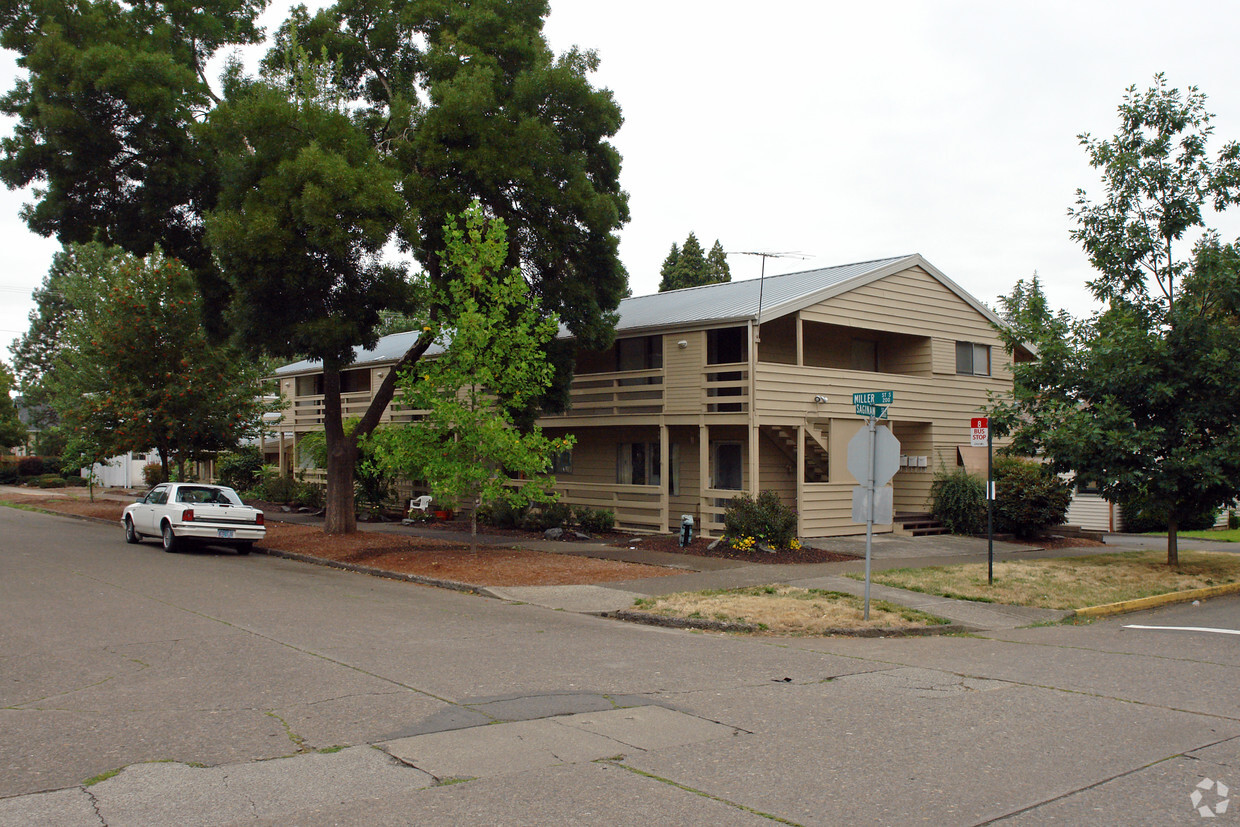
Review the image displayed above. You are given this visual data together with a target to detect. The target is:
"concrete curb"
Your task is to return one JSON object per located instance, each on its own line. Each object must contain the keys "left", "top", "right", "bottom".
{"left": 606, "top": 609, "right": 968, "bottom": 637}
{"left": 0, "top": 499, "right": 119, "bottom": 527}
{"left": 254, "top": 547, "right": 489, "bottom": 595}
{"left": 1073, "top": 581, "right": 1240, "bottom": 618}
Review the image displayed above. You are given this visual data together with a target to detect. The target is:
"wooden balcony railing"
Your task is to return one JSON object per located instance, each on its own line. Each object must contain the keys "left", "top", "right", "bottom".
{"left": 546, "top": 369, "right": 664, "bottom": 417}
{"left": 553, "top": 481, "right": 665, "bottom": 532}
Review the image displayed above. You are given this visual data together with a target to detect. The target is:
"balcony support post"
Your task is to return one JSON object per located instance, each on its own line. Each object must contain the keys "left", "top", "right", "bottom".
{"left": 659, "top": 424, "right": 670, "bottom": 532}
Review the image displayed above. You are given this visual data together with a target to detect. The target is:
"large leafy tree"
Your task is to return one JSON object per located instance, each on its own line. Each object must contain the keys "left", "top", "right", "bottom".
{"left": 372, "top": 203, "right": 572, "bottom": 553}
{"left": 36, "top": 244, "right": 271, "bottom": 480}
{"left": 2, "top": 0, "right": 628, "bottom": 536}
{"left": 208, "top": 1, "right": 626, "bottom": 534}
{"left": 0, "top": 0, "right": 266, "bottom": 304}
{"left": 989, "top": 77, "right": 1240, "bottom": 565}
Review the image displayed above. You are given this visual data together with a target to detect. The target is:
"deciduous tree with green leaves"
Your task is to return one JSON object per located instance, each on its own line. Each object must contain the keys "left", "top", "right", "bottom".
{"left": 988, "top": 76, "right": 1240, "bottom": 565}
{"left": 36, "top": 244, "right": 272, "bottom": 481}
{"left": 371, "top": 203, "right": 573, "bottom": 553}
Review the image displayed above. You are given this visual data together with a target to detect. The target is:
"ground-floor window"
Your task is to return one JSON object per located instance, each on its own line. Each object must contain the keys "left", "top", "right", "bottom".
{"left": 617, "top": 442, "right": 661, "bottom": 486}
{"left": 712, "top": 441, "right": 743, "bottom": 490}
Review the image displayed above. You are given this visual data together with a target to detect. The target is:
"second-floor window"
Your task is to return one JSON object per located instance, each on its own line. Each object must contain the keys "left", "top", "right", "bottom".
{"left": 616, "top": 336, "right": 662, "bottom": 372}
{"left": 955, "top": 341, "right": 991, "bottom": 376}
{"left": 340, "top": 369, "right": 371, "bottom": 393}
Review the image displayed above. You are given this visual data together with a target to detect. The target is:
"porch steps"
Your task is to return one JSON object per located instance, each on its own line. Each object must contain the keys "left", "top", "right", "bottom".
{"left": 894, "top": 512, "right": 950, "bottom": 536}
{"left": 762, "top": 426, "right": 829, "bottom": 483}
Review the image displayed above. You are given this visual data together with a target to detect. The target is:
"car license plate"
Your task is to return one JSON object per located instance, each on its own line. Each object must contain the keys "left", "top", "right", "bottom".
{"left": 218, "top": 529, "right": 235, "bottom": 539}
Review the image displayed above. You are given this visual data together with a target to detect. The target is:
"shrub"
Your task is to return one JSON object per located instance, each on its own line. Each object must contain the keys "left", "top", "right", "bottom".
{"left": 292, "top": 480, "right": 325, "bottom": 509}
{"left": 930, "top": 466, "right": 986, "bottom": 535}
{"left": 35, "top": 474, "right": 66, "bottom": 488}
{"left": 40, "top": 456, "right": 62, "bottom": 476}
{"left": 143, "top": 463, "right": 167, "bottom": 487}
{"left": 521, "top": 500, "right": 573, "bottom": 531}
{"left": 17, "top": 456, "right": 44, "bottom": 477}
{"left": 1230, "top": 510, "right": 1239, "bottom": 531}
{"left": 992, "top": 457, "right": 1072, "bottom": 539}
{"left": 574, "top": 506, "right": 615, "bottom": 534}
{"left": 1121, "top": 496, "right": 1220, "bottom": 533}
{"left": 477, "top": 499, "right": 529, "bottom": 528}
{"left": 722, "top": 490, "right": 798, "bottom": 550}
{"left": 64, "top": 475, "right": 89, "bottom": 487}
{"left": 215, "top": 447, "right": 264, "bottom": 491}
{"left": 0, "top": 467, "right": 17, "bottom": 485}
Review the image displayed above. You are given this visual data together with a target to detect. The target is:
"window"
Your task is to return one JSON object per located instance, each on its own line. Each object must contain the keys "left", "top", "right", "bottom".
{"left": 340, "top": 369, "right": 371, "bottom": 393}
{"left": 707, "top": 327, "right": 746, "bottom": 365}
{"left": 712, "top": 442, "right": 743, "bottom": 490}
{"left": 955, "top": 341, "right": 991, "bottom": 376}
{"left": 617, "top": 442, "right": 661, "bottom": 486}
{"left": 1076, "top": 475, "right": 1101, "bottom": 496}
{"left": 616, "top": 336, "right": 663, "bottom": 372}
{"left": 295, "top": 374, "right": 324, "bottom": 396}
{"left": 552, "top": 449, "right": 573, "bottom": 475}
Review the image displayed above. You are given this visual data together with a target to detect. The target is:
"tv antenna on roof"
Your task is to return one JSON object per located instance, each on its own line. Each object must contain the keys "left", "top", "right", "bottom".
{"left": 728, "top": 251, "right": 810, "bottom": 341}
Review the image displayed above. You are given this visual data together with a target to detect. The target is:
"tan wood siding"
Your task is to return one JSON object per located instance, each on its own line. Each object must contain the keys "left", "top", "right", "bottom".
{"left": 757, "top": 314, "right": 797, "bottom": 365}
{"left": 1066, "top": 494, "right": 1115, "bottom": 532}
{"left": 799, "top": 267, "right": 1008, "bottom": 380}
{"left": 664, "top": 331, "right": 704, "bottom": 414}
{"left": 758, "top": 430, "right": 796, "bottom": 509}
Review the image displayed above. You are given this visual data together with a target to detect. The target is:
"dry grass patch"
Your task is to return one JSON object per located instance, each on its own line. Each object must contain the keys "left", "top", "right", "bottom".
{"left": 631, "top": 585, "right": 950, "bottom": 635}
{"left": 857, "top": 550, "right": 1240, "bottom": 610}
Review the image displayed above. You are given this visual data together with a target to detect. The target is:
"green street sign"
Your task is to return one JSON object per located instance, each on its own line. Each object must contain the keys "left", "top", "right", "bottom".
{"left": 854, "top": 403, "right": 888, "bottom": 419}
{"left": 852, "top": 391, "right": 893, "bottom": 406}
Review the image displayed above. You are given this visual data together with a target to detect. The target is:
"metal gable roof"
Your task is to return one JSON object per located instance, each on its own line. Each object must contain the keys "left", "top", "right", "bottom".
{"left": 273, "top": 253, "right": 999, "bottom": 376}
{"left": 610, "top": 255, "right": 914, "bottom": 334}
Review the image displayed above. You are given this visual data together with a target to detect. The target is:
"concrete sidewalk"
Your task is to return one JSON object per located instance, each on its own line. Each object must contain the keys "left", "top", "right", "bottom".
{"left": 319, "top": 517, "right": 1081, "bottom": 630}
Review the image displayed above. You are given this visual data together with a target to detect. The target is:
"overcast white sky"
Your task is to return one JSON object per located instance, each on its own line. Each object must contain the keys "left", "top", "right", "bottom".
{"left": 4, "top": 0, "right": 1240, "bottom": 363}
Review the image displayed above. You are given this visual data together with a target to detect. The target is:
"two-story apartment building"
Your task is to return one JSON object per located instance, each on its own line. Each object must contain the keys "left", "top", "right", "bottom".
{"left": 272, "top": 254, "right": 1023, "bottom": 538}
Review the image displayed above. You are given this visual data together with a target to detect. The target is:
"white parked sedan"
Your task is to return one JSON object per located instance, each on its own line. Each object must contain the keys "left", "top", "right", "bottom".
{"left": 122, "top": 482, "right": 266, "bottom": 554}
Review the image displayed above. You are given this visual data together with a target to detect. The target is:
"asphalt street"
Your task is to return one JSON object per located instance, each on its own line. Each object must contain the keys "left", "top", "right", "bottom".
{"left": 1, "top": 505, "right": 1238, "bottom": 825}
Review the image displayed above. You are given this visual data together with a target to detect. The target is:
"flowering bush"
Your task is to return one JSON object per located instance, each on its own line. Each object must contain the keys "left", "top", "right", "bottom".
{"left": 722, "top": 490, "right": 799, "bottom": 551}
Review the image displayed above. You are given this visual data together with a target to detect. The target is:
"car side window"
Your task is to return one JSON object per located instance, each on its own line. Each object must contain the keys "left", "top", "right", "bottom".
{"left": 149, "top": 486, "right": 169, "bottom": 505}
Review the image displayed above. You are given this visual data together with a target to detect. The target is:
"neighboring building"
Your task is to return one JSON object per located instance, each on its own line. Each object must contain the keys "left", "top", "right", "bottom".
{"left": 272, "top": 254, "right": 1026, "bottom": 537}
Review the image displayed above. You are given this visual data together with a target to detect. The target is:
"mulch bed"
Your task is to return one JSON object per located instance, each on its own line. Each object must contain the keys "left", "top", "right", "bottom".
{"left": 256, "top": 523, "right": 681, "bottom": 587}
{"left": 612, "top": 534, "right": 856, "bottom": 564}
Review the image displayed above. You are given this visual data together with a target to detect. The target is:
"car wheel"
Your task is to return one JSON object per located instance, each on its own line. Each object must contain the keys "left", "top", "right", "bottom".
{"left": 124, "top": 517, "right": 140, "bottom": 544}
{"left": 161, "top": 522, "right": 180, "bottom": 553}
{"left": 234, "top": 542, "right": 253, "bottom": 556}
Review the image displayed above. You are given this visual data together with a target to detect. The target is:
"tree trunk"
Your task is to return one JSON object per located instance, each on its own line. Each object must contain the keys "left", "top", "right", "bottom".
{"left": 322, "top": 367, "right": 358, "bottom": 535}
{"left": 318, "top": 332, "right": 435, "bottom": 536}
{"left": 470, "top": 495, "right": 479, "bottom": 555}
{"left": 1166, "top": 515, "right": 1179, "bottom": 567}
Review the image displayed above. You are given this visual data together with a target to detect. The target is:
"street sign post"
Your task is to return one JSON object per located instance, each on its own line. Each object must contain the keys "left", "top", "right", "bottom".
{"left": 970, "top": 417, "right": 994, "bottom": 583}
{"left": 848, "top": 392, "right": 899, "bottom": 618}
{"left": 970, "top": 417, "right": 988, "bottom": 447}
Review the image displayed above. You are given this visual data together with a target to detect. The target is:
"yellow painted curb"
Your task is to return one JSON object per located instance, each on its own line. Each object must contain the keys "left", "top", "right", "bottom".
{"left": 1074, "top": 581, "right": 1240, "bottom": 618}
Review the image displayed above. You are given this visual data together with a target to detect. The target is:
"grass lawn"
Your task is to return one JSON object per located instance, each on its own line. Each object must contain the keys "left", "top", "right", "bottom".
{"left": 848, "top": 550, "right": 1240, "bottom": 610}
{"left": 630, "top": 586, "right": 950, "bottom": 634}
{"left": 1147, "top": 528, "right": 1240, "bottom": 542}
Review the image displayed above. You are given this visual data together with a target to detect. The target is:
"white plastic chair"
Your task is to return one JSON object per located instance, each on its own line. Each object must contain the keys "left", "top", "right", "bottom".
{"left": 408, "top": 495, "right": 433, "bottom": 515}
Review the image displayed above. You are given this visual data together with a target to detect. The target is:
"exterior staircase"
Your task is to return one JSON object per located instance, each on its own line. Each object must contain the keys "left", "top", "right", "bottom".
{"left": 894, "top": 512, "right": 949, "bottom": 536}
{"left": 761, "top": 425, "right": 829, "bottom": 482}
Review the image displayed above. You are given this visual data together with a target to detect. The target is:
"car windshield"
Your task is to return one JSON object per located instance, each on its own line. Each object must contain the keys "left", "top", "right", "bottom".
{"left": 175, "top": 486, "right": 243, "bottom": 506}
